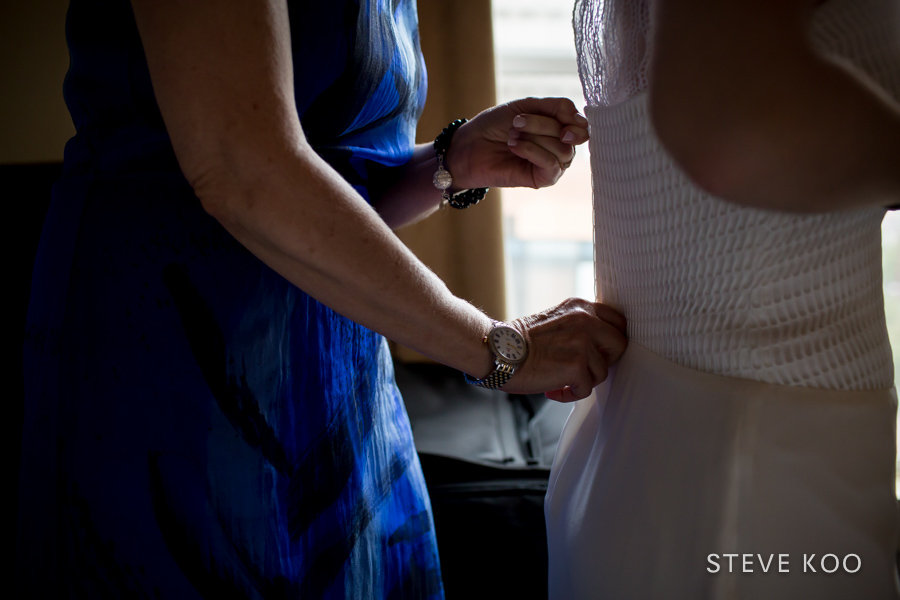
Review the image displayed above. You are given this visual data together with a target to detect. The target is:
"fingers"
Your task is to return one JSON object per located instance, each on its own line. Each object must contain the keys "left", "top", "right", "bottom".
{"left": 511, "top": 113, "right": 589, "bottom": 146}
{"left": 591, "top": 319, "right": 628, "bottom": 364}
{"left": 572, "top": 359, "right": 610, "bottom": 400}
{"left": 546, "top": 387, "right": 579, "bottom": 403}
{"left": 507, "top": 96, "right": 590, "bottom": 131}
{"left": 506, "top": 99, "right": 589, "bottom": 160}
{"left": 559, "top": 298, "right": 627, "bottom": 365}
{"left": 508, "top": 129, "right": 576, "bottom": 159}
{"left": 590, "top": 301, "right": 628, "bottom": 334}
{"left": 507, "top": 113, "right": 586, "bottom": 186}
{"left": 506, "top": 137, "right": 568, "bottom": 187}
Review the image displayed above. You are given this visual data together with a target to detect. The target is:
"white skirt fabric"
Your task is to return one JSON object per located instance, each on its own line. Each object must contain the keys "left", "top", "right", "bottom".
{"left": 545, "top": 343, "right": 900, "bottom": 599}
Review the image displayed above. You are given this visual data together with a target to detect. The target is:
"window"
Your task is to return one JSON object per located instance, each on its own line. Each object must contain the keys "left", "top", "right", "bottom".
{"left": 493, "top": 0, "right": 593, "bottom": 318}
{"left": 883, "top": 214, "right": 900, "bottom": 493}
{"left": 492, "top": 0, "right": 900, "bottom": 493}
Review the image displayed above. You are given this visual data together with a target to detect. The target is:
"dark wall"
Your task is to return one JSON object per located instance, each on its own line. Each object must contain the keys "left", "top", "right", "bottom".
{"left": 0, "top": 1, "right": 72, "bottom": 165}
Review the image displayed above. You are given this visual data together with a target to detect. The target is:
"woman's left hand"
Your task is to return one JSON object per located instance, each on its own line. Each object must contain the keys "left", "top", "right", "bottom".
{"left": 443, "top": 97, "right": 589, "bottom": 191}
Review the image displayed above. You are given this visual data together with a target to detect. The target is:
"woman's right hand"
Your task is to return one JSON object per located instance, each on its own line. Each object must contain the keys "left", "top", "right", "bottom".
{"left": 504, "top": 298, "right": 628, "bottom": 402}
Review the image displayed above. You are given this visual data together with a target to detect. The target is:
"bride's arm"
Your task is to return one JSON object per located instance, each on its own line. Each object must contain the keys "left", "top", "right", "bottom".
{"left": 129, "top": 0, "right": 625, "bottom": 400}
{"left": 648, "top": 0, "right": 900, "bottom": 212}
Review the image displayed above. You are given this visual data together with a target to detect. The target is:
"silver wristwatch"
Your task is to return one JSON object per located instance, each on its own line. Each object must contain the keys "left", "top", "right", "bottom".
{"left": 464, "top": 321, "right": 529, "bottom": 390}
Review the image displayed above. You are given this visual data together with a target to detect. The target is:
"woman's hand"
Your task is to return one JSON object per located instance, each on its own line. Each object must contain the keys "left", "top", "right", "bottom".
{"left": 444, "top": 97, "right": 589, "bottom": 191}
{"left": 501, "top": 298, "right": 628, "bottom": 403}
{"left": 371, "top": 96, "right": 588, "bottom": 228}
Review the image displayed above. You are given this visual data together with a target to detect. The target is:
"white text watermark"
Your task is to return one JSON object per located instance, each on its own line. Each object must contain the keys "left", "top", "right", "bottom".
{"left": 707, "top": 554, "right": 861, "bottom": 574}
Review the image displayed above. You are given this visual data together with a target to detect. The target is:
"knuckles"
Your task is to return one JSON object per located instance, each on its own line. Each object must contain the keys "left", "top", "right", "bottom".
{"left": 559, "top": 296, "right": 594, "bottom": 312}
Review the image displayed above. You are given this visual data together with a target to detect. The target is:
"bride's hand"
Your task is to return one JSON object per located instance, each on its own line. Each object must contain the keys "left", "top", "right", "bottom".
{"left": 444, "top": 97, "right": 589, "bottom": 191}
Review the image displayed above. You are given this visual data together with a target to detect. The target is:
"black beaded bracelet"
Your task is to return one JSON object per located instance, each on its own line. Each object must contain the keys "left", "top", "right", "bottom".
{"left": 432, "top": 118, "right": 489, "bottom": 210}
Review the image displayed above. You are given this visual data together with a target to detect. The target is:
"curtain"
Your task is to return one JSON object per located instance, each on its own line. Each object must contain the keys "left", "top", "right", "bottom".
{"left": 392, "top": 0, "right": 507, "bottom": 363}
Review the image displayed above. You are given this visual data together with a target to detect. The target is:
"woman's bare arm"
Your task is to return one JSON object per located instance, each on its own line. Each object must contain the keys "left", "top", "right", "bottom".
{"left": 649, "top": 0, "right": 900, "bottom": 212}
{"left": 129, "top": 0, "right": 625, "bottom": 400}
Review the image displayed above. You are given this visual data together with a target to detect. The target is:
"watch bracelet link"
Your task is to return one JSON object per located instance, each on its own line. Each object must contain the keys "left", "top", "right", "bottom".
{"left": 464, "top": 360, "right": 516, "bottom": 390}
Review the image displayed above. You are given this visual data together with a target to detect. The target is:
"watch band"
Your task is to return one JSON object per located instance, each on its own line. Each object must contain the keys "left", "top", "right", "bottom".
{"left": 464, "top": 361, "right": 516, "bottom": 390}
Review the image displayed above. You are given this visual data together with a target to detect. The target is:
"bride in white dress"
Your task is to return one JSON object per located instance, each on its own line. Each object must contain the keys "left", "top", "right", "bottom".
{"left": 546, "top": 0, "right": 900, "bottom": 597}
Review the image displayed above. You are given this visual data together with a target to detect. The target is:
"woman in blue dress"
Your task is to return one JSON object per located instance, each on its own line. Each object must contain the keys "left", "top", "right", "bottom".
{"left": 17, "top": 0, "right": 627, "bottom": 597}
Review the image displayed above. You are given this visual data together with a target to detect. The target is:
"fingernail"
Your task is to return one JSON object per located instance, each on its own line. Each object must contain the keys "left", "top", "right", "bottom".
{"left": 562, "top": 131, "right": 575, "bottom": 143}
{"left": 507, "top": 138, "right": 518, "bottom": 147}
{"left": 574, "top": 112, "right": 588, "bottom": 125}
{"left": 513, "top": 115, "right": 527, "bottom": 128}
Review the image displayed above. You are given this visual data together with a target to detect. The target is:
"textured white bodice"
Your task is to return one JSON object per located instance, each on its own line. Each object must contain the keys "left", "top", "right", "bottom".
{"left": 578, "top": 0, "right": 900, "bottom": 390}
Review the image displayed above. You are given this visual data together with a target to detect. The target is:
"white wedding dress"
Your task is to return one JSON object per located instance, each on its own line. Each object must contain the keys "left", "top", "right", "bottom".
{"left": 545, "top": 0, "right": 900, "bottom": 597}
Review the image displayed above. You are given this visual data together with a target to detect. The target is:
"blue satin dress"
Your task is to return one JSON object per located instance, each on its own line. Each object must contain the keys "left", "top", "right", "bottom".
{"left": 18, "top": 0, "right": 443, "bottom": 598}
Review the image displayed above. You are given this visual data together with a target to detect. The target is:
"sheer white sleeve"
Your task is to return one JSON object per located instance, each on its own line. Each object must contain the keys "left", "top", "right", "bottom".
{"left": 573, "top": 0, "right": 653, "bottom": 107}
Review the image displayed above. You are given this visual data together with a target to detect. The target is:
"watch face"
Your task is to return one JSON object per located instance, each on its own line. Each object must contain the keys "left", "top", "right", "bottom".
{"left": 489, "top": 326, "right": 528, "bottom": 363}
